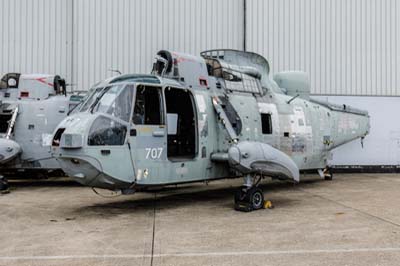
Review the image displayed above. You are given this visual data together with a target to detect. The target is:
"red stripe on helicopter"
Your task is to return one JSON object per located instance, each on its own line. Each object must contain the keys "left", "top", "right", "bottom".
{"left": 35, "top": 77, "right": 54, "bottom": 87}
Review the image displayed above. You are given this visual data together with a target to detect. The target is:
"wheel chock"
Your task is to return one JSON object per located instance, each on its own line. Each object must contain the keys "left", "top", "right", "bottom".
{"left": 264, "top": 200, "right": 274, "bottom": 209}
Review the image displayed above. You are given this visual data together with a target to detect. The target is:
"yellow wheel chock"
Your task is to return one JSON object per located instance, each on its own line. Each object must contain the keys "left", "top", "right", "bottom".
{"left": 264, "top": 200, "right": 274, "bottom": 209}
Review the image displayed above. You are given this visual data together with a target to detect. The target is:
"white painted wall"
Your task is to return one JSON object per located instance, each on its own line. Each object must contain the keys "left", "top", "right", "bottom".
{"left": 314, "top": 96, "right": 400, "bottom": 165}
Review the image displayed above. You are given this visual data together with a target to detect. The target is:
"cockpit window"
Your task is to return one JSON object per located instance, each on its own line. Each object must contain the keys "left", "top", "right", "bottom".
{"left": 88, "top": 116, "right": 127, "bottom": 146}
{"left": 106, "top": 85, "right": 134, "bottom": 122}
{"left": 92, "top": 85, "right": 122, "bottom": 113}
{"left": 80, "top": 87, "right": 104, "bottom": 112}
{"left": 132, "top": 85, "right": 163, "bottom": 125}
{"left": 92, "top": 84, "right": 134, "bottom": 122}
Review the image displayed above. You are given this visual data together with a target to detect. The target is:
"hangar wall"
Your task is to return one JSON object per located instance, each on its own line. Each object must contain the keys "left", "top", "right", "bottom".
{"left": 1, "top": 0, "right": 399, "bottom": 95}
{"left": 72, "top": 0, "right": 244, "bottom": 90}
{"left": 247, "top": 0, "right": 400, "bottom": 96}
{"left": 0, "top": 0, "right": 73, "bottom": 84}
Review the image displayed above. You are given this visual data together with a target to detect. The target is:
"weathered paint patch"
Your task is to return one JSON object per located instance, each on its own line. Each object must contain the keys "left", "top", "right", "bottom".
{"left": 195, "top": 94, "right": 207, "bottom": 113}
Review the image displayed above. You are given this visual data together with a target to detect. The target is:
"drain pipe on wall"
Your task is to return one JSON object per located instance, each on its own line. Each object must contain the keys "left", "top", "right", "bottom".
{"left": 243, "top": 0, "right": 247, "bottom": 51}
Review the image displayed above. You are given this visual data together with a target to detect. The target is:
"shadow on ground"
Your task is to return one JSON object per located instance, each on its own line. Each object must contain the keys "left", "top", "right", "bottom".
{"left": 68, "top": 178, "right": 325, "bottom": 218}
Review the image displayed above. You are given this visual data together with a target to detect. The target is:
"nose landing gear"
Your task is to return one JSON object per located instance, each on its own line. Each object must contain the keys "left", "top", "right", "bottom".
{"left": 234, "top": 175, "right": 271, "bottom": 212}
{"left": 234, "top": 186, "right": 264, "bottom": 212}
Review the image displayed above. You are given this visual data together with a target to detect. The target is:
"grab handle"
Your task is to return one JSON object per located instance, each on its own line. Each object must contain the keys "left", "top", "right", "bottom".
{"left": 152, "top": 131, "right": 165, "bottom": 137}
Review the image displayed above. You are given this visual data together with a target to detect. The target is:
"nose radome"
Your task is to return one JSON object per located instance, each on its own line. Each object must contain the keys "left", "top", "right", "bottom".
{"left": 0, "top": 139, "right": 21, "bottom": 164}
{"left": 57, "top": 157, "right": 102, "bottom": 186}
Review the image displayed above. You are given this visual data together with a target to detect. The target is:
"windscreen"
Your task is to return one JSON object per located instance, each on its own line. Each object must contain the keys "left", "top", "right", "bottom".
{"left": 92, "top": 84, "right": 134, "bottom": 122}
{"left": 79, "top": 87, "right": 104, "bottom": 112}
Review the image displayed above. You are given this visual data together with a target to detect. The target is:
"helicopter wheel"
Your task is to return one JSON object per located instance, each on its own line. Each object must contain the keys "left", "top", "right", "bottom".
{"left": 323, "top": 167, "right": 333, "bottom": 181}
{"left": 234, "top": 186, "right": 264, "bottom": 212}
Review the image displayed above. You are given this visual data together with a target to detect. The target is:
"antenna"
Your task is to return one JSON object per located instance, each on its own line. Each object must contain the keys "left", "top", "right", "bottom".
{"left": 109, "top": 69, "right": 122, "bottom": 75}
{"left": 287, "top": 94, "right": 300, "bottom": 104}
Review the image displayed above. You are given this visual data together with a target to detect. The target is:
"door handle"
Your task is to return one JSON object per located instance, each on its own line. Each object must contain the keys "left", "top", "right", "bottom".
{"left": 152, "top": 131, "right": 165, "bottom": 137}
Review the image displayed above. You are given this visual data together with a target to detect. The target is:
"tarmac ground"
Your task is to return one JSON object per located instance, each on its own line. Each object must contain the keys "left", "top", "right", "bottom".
{"left": 1, "top": 173, "right": 400, "bottom": 266}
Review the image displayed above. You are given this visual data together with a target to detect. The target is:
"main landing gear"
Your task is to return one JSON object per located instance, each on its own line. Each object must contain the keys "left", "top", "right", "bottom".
{"left": 234, "top": 175, "right": 272, "bottom": 212}
{"left": 318, "top": 166, "right": 333, "bottom": 181}
{"left": 0, "top": 176, "right": 9, "bottom": 194}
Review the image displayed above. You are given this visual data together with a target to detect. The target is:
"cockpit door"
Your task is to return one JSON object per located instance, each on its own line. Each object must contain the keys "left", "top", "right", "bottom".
{"left": 129, "top": 85, "right": 167, "bottom": 184}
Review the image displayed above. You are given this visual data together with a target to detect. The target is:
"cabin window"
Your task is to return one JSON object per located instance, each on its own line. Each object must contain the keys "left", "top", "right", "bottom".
{"left": 261, "top": 113, "right": 272, "bottom": 134}
{"left": 132, "top": 86, "right": 163, "bottom": 125}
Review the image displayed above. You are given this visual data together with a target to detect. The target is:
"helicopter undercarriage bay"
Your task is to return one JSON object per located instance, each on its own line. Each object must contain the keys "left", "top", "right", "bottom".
{"left": 50, "top": 49, "right": 369, "bottom": 211}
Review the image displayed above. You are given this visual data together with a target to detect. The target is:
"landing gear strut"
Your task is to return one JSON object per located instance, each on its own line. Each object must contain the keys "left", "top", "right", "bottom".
{"left": 234, "top": 175, "right": 267, "bottom": 212}
{"left": 318, "top": 166, "right": 333, "bottom": 181}
{"left": 0, "top": 176, "right": 9, "bottom": 194}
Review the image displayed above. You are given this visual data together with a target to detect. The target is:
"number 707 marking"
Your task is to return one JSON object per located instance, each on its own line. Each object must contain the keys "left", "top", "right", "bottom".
{"left": 145, "top": 148, "right": 163, "bottom": 159}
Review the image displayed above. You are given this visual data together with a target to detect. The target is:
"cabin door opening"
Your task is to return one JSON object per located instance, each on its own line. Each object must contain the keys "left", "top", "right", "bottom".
{"left": 165, "top": 87, "right": 197, "bottom": 160}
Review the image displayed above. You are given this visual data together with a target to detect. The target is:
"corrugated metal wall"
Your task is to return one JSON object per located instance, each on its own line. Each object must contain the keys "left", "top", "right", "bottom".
{"left": 72, "top": 0, "right": 244, "bottom": 89}
{"left": 1, "top": 0, "right": 399, "bottom": 96}
{"left": 247, "top": 0, "right": 400, "bottom": 96}
{"left": 0, "top": 0, "right": 72, "bottom": 83}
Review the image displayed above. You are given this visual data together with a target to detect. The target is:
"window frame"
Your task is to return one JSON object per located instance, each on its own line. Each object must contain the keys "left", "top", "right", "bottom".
{"left": 131, "top": 84, "right": 165, "bottom": 126}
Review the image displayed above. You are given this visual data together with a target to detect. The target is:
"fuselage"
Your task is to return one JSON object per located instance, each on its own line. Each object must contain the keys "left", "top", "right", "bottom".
{"left": 0, "top": 74, "right": 83, "bottom": 176}
{"left": 51, "top": 50, "right": 369, "bottom": 190}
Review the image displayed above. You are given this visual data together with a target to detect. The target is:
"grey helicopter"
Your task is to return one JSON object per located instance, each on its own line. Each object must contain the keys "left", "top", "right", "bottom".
{"left": 0, "top": 73, "right": 86, "bottom": 192}
{"left": 51, "top": 49, "right": 370, "bottom": 211}
{"left": 0, "top": 72, "right": 147, "bottom": 179}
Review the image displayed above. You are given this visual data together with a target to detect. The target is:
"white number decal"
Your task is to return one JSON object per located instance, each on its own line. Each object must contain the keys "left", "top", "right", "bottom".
{"left": 145, "top": 148, "right": 163, "bottom": 159}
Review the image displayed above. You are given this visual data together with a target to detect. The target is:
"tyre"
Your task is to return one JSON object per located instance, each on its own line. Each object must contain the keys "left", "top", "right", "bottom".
{"left": 249, "top": 187, "right": 264, "bottom": 210}
{"left": 0, "top": 178, "right": 9, "bottom": 193}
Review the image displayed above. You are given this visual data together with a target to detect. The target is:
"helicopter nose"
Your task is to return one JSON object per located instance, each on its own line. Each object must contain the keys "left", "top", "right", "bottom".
{"left": 0, "top": 139, "right": 21, "bottom": 164}
{"left": 57, "top": 153, "right": 135, "bottom": 190}
{"left": 57, "top": 157, "right": 102, "bottom": 186}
